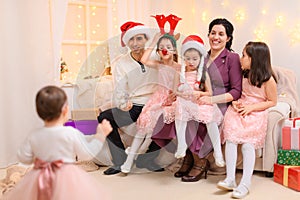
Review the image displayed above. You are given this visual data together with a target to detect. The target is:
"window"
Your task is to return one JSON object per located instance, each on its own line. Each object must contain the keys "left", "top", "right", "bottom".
{"left": 61, "top": 0, "right": 109, "bottom": 82}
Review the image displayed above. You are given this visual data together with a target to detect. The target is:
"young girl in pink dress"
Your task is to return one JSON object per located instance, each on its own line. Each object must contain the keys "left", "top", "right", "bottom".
{"left": 3, "top": 86, "right": 112, "bottom": 200}
{"left": 174, "top": 35, "right": 224, "bottom": 166}
{"left": 120, "top": 32, "right": 181, "bottom": 173}
{"left": 217, "top": 42, "right": 277, "bottom": 199}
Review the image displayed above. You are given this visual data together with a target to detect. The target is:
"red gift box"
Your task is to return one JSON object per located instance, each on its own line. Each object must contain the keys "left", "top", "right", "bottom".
{"left": 282, "top": 118, "right": 300, "bottom": 150}
{"left": 274, "top": 163, "right": 300, "bottom": 191}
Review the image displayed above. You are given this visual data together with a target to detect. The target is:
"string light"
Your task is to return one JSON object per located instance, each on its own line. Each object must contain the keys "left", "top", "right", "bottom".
{"left": 201, "top": 11, "right": 208, "bottom": 22}
{"left": 254, "top": 26, "right": 267, "bottom": 42}
{"left": 191, "top": 8, "right": 195, "bottom": 15}
{"left": 261, "top": 9, "right": 267, "bottom": 15}
{"left": 235, "top": 9, "right": 245, "bottom": 22}
{"left": 220, "top": 0, "right": 229, "bottom": 7}
{"left": 289, "top": 23, "right": 300, "bottom": 45}
{"left": 275, "top": 15, "right": 284, "bottom": 27}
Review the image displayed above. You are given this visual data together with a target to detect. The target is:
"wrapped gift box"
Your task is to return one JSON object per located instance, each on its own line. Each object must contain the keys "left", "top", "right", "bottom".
{"left": 274, "top": 163, "right": 300, "bottom": 191}
{"left": 277, "top": 149, "right": 300, "bottom": 166}
{"left": 64, "top": 120, "right": 98, "bottom": 135}
{"left": 282, "top": 118, "right": 300, "bottom": 150}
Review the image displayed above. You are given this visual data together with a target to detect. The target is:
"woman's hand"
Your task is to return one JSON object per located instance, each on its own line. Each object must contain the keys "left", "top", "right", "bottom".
{"left": 199, "top": 96, "right": 213, "bottom": 105}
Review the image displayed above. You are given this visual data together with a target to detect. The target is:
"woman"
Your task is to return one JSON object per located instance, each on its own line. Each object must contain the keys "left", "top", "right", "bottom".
{"left": 152, "top": 18, "right": 242, "bottom": 182}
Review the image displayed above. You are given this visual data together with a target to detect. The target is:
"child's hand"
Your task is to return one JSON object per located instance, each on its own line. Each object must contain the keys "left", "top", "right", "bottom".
{"left": 162, "top": 90, "right": 177, "bottom": 106}
{"left": 154, "top": 32, "right": 163, "bottom": 40}
{"left": 236, "top": 104, "right": 254, "bottom": 117}
{"left": 119, "top": 101, "right": 133, "bottom": 111}
{"left": 95, "top": 119, "right": 112, "bottom": 141}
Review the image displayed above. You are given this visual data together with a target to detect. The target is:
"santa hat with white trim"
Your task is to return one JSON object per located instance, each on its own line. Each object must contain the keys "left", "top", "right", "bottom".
{"left": 180, "top": 35, "right": 207, "bottom": 88}
{"left": 120, "top": 21, "right": 151, "bottom": 47}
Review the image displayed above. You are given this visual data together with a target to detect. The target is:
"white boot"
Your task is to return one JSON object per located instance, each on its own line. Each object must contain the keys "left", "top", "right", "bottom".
{"left": 207, "top": 122, "right": 225, "bottom": 167}
{"left": 175, "top": 119, "right": 188, "bottom": 158}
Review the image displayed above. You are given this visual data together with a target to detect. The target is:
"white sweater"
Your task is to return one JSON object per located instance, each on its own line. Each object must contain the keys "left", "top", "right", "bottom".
{"left": 18, "top": 126, "right": 103, "bottom": 164}
{"left": 112, "top": 53, "right": 158, "bottom": 107}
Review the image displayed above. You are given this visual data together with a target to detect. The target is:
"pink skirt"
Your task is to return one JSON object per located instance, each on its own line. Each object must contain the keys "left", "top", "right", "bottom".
{"left": 2, "top": 164, "right": 111, "bottom": 200}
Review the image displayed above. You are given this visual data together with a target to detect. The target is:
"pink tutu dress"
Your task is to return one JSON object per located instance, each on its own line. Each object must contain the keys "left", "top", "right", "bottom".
{"left": 222, "top": 78, "right": 269, "bottom": 149}
{"left": 2, "top": 126, "right": 110, "bottom": 200}
{"left": 137, "top": 65, "right": 179, "bottom": 135}
{"left": 175, "top": 71, "right": 223, "bottom": 125}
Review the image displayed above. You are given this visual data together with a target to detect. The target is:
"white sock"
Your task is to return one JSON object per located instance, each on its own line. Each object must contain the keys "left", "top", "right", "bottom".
{"left": 175, "top": 119, "right": 188, "bottom": 158}
{"left": 207, "top": 122, "right": 224, "bottom": 165}
{"left": 225, "top": 141, "right": 237, "bottom": 182}
{"left": 239, "top": 143, "right": 255, "bottom": 190}
{"left": 121, "top": 132, "right": 144, "bottom": 173}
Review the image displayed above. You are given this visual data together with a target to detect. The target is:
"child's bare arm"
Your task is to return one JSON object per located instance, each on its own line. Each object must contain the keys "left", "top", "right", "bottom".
{"left": 140, "top": 32, "right": 162, "bottom": 68}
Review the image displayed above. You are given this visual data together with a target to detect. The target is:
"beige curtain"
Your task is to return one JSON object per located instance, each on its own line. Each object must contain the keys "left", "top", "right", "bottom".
{"left": 0, "top": 0, "right": 68, "bottom": 168}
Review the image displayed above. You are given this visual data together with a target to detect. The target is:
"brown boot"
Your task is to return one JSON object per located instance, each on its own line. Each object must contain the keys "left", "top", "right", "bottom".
{"left": 174, "top": 149, "right": 194, "bottom": 178}
{"left": 181, "top": 153, "right": 210, "bottom": 182}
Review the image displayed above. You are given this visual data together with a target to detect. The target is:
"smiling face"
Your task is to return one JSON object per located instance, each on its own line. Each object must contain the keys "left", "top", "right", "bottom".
{"left": 157, "top": 38, "right": 176, "bottom": 59}
{"left": 208, "top": 24, "right": 230, "bottom": 52}
{"left": 127, "top": 34, "right": 148, "bottom": 54}
{"left": 184, "top": 49, "right": 201, "bottom": 72}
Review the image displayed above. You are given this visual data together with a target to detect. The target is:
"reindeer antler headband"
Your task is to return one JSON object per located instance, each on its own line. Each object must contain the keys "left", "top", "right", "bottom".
{"left": 151, "top": 14, "right": 182, "bottom": 35}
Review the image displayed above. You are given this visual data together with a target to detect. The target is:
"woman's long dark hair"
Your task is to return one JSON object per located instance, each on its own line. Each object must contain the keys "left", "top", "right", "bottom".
{"left": 199, "top": 66, "right": 207, "bottom": 92}
{"left": 243, "top": 41, "right": 276, "bottom": 87}
{"left": 208, "top": 18, "right": 234, "bottom": 51}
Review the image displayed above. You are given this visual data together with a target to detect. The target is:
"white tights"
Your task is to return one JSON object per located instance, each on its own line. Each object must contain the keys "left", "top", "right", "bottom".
{"left": 174, "top": 119, "right": 188, "bottom": 158}
{"left": 206, "top": 122, "right": 224, "bottom": 165}
{"left": 120, "top": 131, "right": 152, "bottom": 173}
{"left": 225, "top": 141, "right": 255, "bottom": 191}
{"left": 174, "top": 120, "right": 223, "bottom": 164}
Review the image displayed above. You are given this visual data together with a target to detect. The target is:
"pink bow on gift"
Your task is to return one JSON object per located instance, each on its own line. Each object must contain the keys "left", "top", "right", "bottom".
{"left": 34, "top": 158, "right": 64, "bottom": 200}
{"left": 151, "top": 14, "right": 182, "bottom": 35}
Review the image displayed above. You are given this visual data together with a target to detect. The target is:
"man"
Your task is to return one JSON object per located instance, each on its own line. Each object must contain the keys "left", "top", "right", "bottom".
{"left": 98, "top": 21, "right": 164, "bottom": 175}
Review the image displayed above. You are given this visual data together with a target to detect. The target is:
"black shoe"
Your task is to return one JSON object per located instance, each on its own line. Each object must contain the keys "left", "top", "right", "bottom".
{"left": 103, "top": 166, "right": 121, "bottom": 175}
{"left": 136, "top": 162, "right": 164, "bottom": 172}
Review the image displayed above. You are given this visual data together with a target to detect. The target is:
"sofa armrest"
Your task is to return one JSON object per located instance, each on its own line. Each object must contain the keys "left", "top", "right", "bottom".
{"left": 262, "top": 102, "right": 290, "bottom": 172}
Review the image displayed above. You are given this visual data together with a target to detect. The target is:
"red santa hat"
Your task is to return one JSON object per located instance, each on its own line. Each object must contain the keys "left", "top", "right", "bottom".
{"left": 180, "top": 35, "right": 207, "bottom": 88}
{"left": 120, "top": 21, "right": 151, "bottom": 47}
